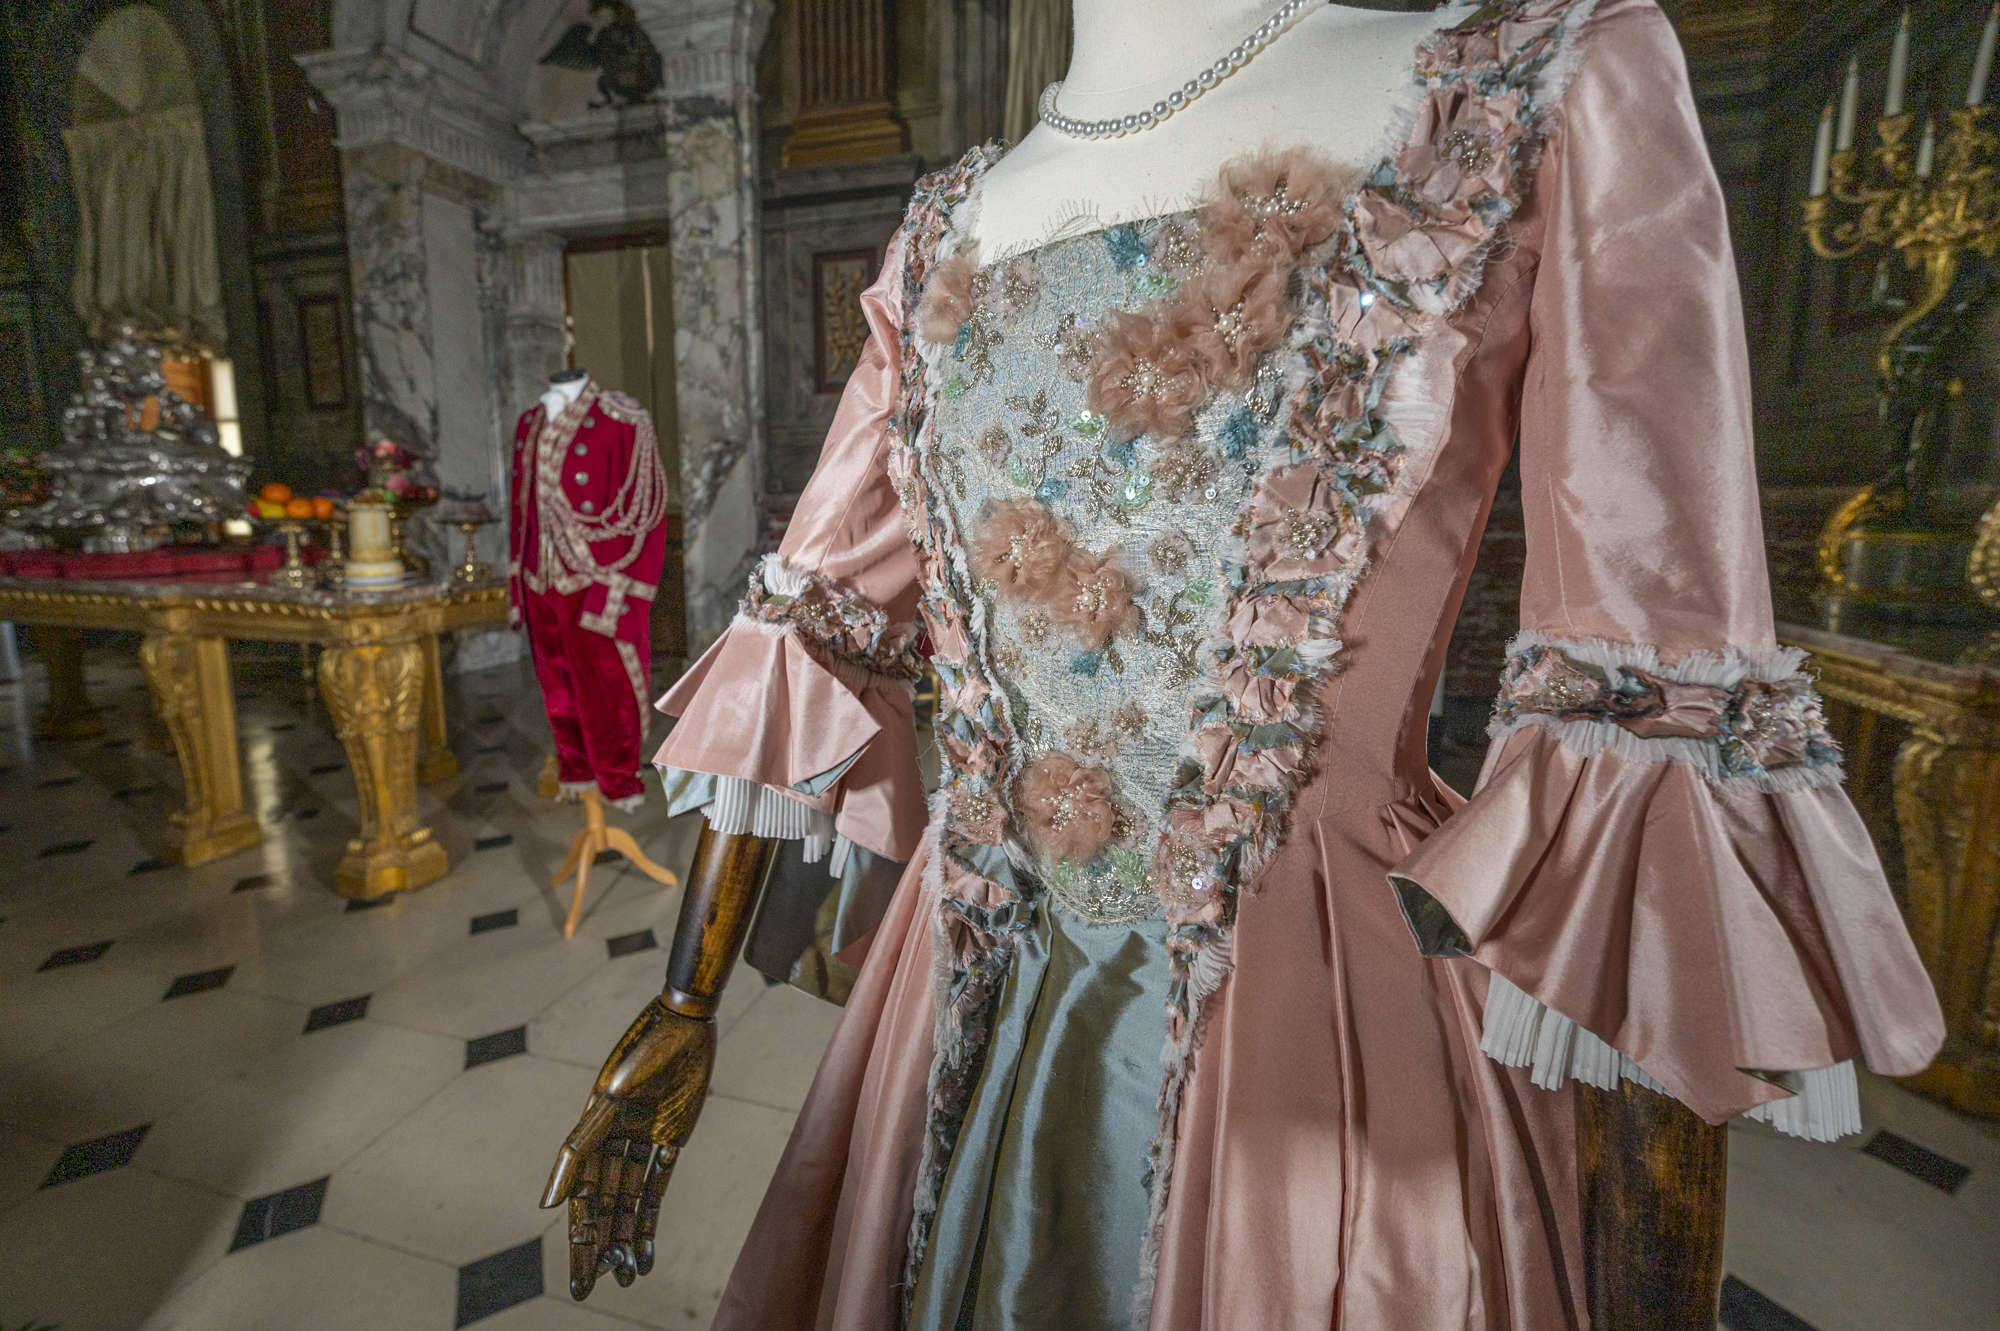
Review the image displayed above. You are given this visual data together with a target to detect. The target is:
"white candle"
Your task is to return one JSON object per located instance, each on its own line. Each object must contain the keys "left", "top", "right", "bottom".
{"left": 1838, "top": 54, "right": 1862, "bottom": 149}
{"left": 1916, "top": 116, "right": 1937, "bottom": 176}
{"left": 1811, "top": 105, "right": 1835, "bottom": 196}
{"left": 1971, "top": 4, "right": 2000, "bottom": 105}
{"left": 1886, "top": 8, "right": 1911, "bottom": 116}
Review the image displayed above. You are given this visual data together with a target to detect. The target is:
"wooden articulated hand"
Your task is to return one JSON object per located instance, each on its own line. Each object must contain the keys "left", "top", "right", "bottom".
{"left": 541, "top": 824, "right": 775, "bottom": 1299}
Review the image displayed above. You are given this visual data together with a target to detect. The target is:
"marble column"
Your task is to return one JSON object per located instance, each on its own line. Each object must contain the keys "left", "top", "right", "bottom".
{"left": 300, "top": 46, "right": 526, "bottom": 670}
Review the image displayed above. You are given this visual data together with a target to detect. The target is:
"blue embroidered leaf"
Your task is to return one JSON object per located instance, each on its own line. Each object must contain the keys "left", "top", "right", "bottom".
{"left": 1104, "top": 225, "right": 1149, "bottom": 270}
{"left": 1034, "top": 477, "right": 1069, "bottom": 502}
{"left": 1219, "top": 406, "right": 1259, "bottom": 460}
{"left": 1070, "top": 650, "right": 1102, "bottom": 677}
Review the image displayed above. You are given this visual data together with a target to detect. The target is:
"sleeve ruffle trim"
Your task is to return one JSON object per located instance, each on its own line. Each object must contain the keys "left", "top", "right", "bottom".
{"left": 1388, "top": 718, "right": 1944, "bottom": 1140}
{"left": 1489, "top": 632, "right": 1844, "bottom": 794}
{"left": 651, "top": 582, "right": 928, "bottom": 864}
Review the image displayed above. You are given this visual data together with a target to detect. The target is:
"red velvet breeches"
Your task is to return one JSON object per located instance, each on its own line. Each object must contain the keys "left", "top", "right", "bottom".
{"left": 522, "top": 586, "right": 648, "bottom": 802}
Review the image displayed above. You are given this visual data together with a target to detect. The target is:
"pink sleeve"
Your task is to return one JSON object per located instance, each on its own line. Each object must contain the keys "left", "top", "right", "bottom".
{"left": 653, "top": 238, "right": 927, "bottom": 863}
{"left": 1389, "top": 1, "right": 1941, "bottom": 1133}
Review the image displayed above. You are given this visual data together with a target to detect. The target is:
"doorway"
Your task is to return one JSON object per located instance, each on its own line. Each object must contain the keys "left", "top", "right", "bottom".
{"left": 563, "top": 235, "right": 688, "bottom": 677}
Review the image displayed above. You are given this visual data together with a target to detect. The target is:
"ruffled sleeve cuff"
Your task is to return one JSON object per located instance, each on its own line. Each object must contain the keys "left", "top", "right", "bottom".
{"left": 1389, "top": 634, "right": 1945, "bottom": 1140}
{"left": 651, "top": 556, "right": 929, "bottom": 865}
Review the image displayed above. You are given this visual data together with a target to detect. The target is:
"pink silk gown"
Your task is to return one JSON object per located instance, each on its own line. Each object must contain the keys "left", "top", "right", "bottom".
{"left": 653, "top": 2, "right": 1945, "bottom": 1327}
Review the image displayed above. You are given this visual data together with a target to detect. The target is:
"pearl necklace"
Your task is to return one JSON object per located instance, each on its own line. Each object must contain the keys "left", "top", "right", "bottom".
{"left": 1037, "top": 0, "right": 1316, "bottom": 141}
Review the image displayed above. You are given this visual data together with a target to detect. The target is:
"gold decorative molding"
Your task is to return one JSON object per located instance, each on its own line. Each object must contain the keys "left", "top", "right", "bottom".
{"left": 1782, "top": 623, "right": 2000, "bottom": 1118}
{"left": 320, "top": 639, "right": 449, "bottom": 898}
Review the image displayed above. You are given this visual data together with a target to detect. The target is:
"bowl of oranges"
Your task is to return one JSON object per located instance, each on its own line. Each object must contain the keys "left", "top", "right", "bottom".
{"left": 246, "top": 482, "right": 337, "bottom": 522}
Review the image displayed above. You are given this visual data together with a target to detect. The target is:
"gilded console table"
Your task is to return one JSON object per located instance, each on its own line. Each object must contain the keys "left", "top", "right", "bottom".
{"left": 1779, "top": 620, "right": 2000, "bottom": 1117}
{"left": 0, "top": 576, "right": 507, "bottom": 898}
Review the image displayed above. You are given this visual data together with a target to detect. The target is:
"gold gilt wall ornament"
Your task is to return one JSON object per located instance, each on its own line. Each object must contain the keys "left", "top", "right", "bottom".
{"left": 1804, "top": 7, "right": 2000, "bottom": 616}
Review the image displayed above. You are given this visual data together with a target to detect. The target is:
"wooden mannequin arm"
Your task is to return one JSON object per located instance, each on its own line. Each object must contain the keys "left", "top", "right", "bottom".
{"left": 543, "top": 820, "right": 778, "bottom": 1299}
{"left": 661, "top": 825, "right": 776, "bottom": 1017}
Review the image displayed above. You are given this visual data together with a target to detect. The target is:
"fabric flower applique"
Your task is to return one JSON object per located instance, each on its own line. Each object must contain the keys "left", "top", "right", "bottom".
{"left": 948, "top": 781, "right": 1009, "bottom": 846}
{"left": 1086, "top": 308, "right": 1208, "bottom": 443}
{"left": 969, "top": 497, "right": 1072, "bottom": 596}
{"left": 1016, "top": 751, "right": 1116, "bottom": 865}
{"left": 1203, "top": 149, "right": 1357, "bottom": 269}
{"left": 1243, "top": 463, "right": 1365, "bottom": 578}
{"left": 977, "top": 423, "right": 1012, "bottom": 465}
{"left": 991, "top": 254, "right": 1044, "bottom": 320}
{"left": 1051, "top": 547, "right": 1141, "bottom": 649}
{"left": 917, "top": 247, "right": 984, "bottom": 345}
{"left": 1165, "top": 259, "right": 1294, "bottom": 392}
{"left": 1150, "top": 216, "right": 1206, "bottom": 275}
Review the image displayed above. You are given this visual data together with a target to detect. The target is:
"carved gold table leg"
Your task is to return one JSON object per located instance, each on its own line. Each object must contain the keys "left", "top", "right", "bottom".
{"left": 33, "top": 625, "right": 103, "bottom": 740}
{"left": 318, "top": 638, "right": 450, "bottom": 898}
{"left": 1892, "top": 729, "right": 2000, "bottom": 1115}
{"left": 140, "top": 631, "right": 262, "bottom": 865}
{"left": 415, "top": 631, "right": 459, "bottom": 784}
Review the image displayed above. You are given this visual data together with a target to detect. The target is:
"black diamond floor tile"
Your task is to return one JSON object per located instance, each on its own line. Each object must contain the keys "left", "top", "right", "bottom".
{"left": 592, "top": 849, "right": 620, "bottom": 865}
{"left": 164, "top": 966, "right": 234, "bottom": 1000}
{"left": 291, "top": 807, "right": 321, "bottom": 820}
{"left": 1720, "top": 1275, "right": 1817, "bottom": 1331}
{"left": 473, "top": 781, "right": 508, "bottom": 795}
{"left": 346, "top": 895, "right": 394, "bottom": 913}
{"left": 474, "top": 713, "right": 505, "bottom": 725}
{"left": 309, "top": 763, "right": 345, "bottom": 775}
{"left": 464, "top": 1026, "right": 527, "bottom": 1069}
{"left": 37, "top": 776, "right": 81, "bottom": 789}
{"left": 470, "top": 909, "right": 518, "bottom": 935}
{"left": 455, "top": 1236, "right": 543, "bottom": 1326}
{"left": 42, "top": 1124, "right": 150, "bottom": 1188}
{"left": 38, "top": 839, "right": 94, "bottom": 858}
{"left": 268, "top": 722, "right": 297, "bottom": 732}
{"left": 229, "top": 1176, "right": 329, "bottom": 1251}
{"left": 606, "top": 929, "right": 657, "bottom": 959}
{"left": 1863, "top": 1128, "right": 1971, "bottom": 1194}
{"left": 130, "top": 857, "right": 173, "bottom": 875}
{"left": 100, "top": 737, "right": 133, "bottom": 749}
{"left": 303, "top": 995, "right": 370, "bottom": 1033}
{"left": 39, "top": 940, "right": 113, "bottom": 970}
{"left": 234, "top": 873, "right": 280, "bottom": 892}
{"left": 476, "top": 743, "right": 507, "bottom": 754}
{"left": 473, "top": 834, "right": 513, "bottom": 851}
{"left": 114, "top": 784, "right": 158, "bottom": 798}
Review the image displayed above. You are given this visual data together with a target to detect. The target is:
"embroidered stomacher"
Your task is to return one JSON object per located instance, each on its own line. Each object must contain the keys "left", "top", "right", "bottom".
{"left": 878, "top": 1, "right": 1604, "bottom": 1320}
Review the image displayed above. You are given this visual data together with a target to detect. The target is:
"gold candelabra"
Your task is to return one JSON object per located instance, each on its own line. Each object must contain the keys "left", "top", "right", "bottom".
{"left": 1803, "top": 6, "right": 2000, "bottom": 616}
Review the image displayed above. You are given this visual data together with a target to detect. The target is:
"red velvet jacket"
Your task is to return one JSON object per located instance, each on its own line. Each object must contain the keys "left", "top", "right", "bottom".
{"left": 507, "top": 379, "right": 669, "bottom": 643}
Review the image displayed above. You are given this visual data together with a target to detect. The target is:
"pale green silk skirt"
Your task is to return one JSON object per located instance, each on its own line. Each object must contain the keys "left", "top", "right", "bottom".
{"left": 907, "top": 902, "right": 1170, "bottom": 1330}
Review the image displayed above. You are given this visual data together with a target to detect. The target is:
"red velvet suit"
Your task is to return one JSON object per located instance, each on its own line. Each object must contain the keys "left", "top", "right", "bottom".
{"left": 508, "top": 379, "right": 669, "bottom": 803}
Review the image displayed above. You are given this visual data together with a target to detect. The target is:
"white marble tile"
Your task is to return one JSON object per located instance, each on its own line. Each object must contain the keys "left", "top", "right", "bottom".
{"left": 320, "top": 1051, "right": 594, "bottom": 1266}
{"left": 0, "top": 1163, "right": 239, "bottom": 1331}
{"left": 224, "top": 896, "right": 470, "bottom": 1009}
{"left": 141, "top": 1018, "right": 464, "bottom": 1200}
{"left": 536, "top": 1093, "right": 799, "bottom": 1331}
{"left": 482, "top": 1288, "right": 664, "bottom": 1329}
{"left": 708, "top": 983, "right": 842, "bottom": 1114}
{"left": 0, "top": 954, "right": 170, "bottom": 1064}
{"left": 139, "top": 1223, "right": 456, "bottom": 1331}
{"left": 364, "top": 908, "right": 611, "bottom": 1041}
{"left": 0, "top": 1122, "right": 63, "bottom": 1213}
{"left": 0, "top": 985, "right": 309, "bottom": 1142}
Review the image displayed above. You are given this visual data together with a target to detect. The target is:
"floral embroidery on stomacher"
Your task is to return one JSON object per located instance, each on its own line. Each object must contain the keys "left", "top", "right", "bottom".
{"left": 740, "top": 554, "right": 924, "bottom": 681}
{"left": 1493, "top": 634, "right": 1845, "bottom": 793}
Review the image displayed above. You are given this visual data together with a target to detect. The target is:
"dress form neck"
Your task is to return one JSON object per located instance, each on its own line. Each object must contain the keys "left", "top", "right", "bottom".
{"left": 965, "top": 1, "right": 1472, "bottom": 260}
{"left": 543, "top": 373, "right": 588, "bottom": 417}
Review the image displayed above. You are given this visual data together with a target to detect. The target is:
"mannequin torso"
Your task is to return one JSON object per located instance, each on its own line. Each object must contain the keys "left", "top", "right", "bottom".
{"left": 542, "top": 370, "right": 587, "bottom": 419}
{"left": 968, "top": 0, "right": 1472, "bottom": 258}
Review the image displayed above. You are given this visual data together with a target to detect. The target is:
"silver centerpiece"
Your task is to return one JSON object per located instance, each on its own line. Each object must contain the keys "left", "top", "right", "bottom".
{"left": 6, "top": 327, "right": 250, "bottom": 552}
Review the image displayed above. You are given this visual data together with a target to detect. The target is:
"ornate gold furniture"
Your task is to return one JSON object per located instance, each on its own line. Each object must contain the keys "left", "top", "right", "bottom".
{"left": 1779, "top": 619, "right": 2000, "bottom": 1118}
{"left": 0, "top": 575, "right": 506, "bottom": 898}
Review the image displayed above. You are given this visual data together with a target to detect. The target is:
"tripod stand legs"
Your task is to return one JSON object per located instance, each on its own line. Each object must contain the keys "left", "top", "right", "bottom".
{"left": 554, "top": 787, "right": 678, "bottom": 938}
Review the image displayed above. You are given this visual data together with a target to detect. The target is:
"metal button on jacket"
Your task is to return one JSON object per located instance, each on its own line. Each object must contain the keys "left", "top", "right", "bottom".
{"left": 583, "top": 415, "right": 596, "bottom": 428}
{"left": 580, "top": 500, "right": 595, "bottom": 513}
{"left": 574, "top": 472, "right": 589, "bottom": 485}
{"left": 574, "top": 443, "right": 587, "bottom": 456}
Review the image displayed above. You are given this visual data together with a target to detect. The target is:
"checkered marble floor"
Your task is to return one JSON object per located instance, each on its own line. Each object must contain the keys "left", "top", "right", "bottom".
{"left": 1, "top": 642, "right": 1996, "bottom": 1330}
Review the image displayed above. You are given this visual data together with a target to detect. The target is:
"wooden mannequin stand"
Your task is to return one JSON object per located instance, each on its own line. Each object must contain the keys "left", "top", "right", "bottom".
{"left": 553, "top": 786, "right": 678, "bottom": 938}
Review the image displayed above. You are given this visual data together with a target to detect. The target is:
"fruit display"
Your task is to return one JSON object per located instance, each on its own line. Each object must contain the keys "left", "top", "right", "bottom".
{"left": 245, "top": 483, "right": 345, "bottom": 522}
